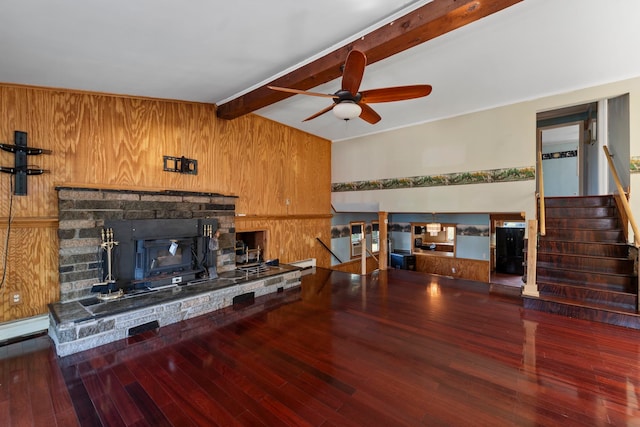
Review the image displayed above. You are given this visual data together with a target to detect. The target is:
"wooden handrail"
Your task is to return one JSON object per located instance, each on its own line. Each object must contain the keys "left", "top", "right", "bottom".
{"left": 315, "top": 237, "right": 343, "bottom": 264}
{"left": 537, "top": 150, "right": 546, "bottom": 236}
{"left": 603, "top": 145, "right": 640, "bottom": 246}
{"left": 365, "top": 248, "right": 379, "bottom": 264}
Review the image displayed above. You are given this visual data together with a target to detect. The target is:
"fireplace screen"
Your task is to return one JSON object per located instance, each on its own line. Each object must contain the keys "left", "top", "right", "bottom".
{"left": 102, "top": 218, "right": 217, "bottom": 289}
{"left": 135, "top": 238, "right": 194, "bottom": 280}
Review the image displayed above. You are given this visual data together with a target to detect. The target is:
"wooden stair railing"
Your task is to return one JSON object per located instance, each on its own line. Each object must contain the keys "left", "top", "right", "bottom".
{"left": 537, "top": 150, "right": 546, "bottom": 237}
{"left": 316, "top": 237, "right": 343, "bottom": 264}
{"left": 603, "top": 145, "right": 639, "bottom": 246}
{"left": 603, "top": 145, "right": 640, "bottom": 313}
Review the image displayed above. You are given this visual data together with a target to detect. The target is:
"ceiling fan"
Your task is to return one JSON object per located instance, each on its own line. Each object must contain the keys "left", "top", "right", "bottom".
{"left": 268, "top": 50, "right": 432, "bottom": 124}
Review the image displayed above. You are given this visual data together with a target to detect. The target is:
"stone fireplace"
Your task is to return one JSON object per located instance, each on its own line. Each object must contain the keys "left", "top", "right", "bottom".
{"left": 49, "top": 187, "right": 303, "bottom": 356}
{"left": 56, "top": 187, "right": 237, "bottom": 302}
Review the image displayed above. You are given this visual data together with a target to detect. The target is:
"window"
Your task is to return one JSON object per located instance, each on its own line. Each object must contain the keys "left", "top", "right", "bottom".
{"left": 411, "top": 222, "right": 455, "bottom": 254}
{"left": 371, "top": 221, "right": 380, "bottom": 253}
{"left": 350, "top": 221, "right": 365, "bottom": 258}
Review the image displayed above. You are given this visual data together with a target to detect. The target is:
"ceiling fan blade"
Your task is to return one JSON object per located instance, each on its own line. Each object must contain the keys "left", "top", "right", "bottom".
{"left": 268, "top": 86, "right": 337, "bottom": 99}
{"left": 360, "top": 85, "right": 433, "bottom": 103}
{"left": 302, "top": 105, "right": 335, "bottom": 122}
{"left": 359, "top": 103, "right": 381, "bottom": 124}
{"left": 341, "top": 50, "right": 366, "bottom": 96}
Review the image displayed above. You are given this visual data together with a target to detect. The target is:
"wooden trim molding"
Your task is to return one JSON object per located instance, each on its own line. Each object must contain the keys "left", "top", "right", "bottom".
{"left": 235, "top": 214, "right": 332, "bottom": 221}
{"left": 0, "top": 217, "right": 58, "bottom": 228}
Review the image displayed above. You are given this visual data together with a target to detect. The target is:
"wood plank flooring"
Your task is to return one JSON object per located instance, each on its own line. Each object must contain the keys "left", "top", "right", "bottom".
{"left": 3, "top": 268, "right": 640, "bottom": 425}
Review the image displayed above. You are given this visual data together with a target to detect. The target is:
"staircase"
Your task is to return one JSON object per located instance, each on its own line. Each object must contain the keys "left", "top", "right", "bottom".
{"left": 523, "top": 195, "right": 640, "bottom": 329}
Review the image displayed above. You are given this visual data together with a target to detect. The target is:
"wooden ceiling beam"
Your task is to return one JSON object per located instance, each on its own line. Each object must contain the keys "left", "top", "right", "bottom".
{"left": 216, "top": 0, "right": 522, "bottom": 120}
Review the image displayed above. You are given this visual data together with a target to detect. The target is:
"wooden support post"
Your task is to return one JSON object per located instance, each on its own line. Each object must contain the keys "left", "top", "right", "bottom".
{"left": 378, "top": 211, "right": 388, "bottom": 271}
{"left": 361, "top": 238, "right": 366, "bottom": 275}
{"left": 523, "top": 219, "right": 540, "bottom": 297}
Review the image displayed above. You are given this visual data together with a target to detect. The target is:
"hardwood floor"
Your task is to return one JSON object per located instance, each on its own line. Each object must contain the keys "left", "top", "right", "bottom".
{"left": 2, "top": 268, "right": 640, "bottom": 426}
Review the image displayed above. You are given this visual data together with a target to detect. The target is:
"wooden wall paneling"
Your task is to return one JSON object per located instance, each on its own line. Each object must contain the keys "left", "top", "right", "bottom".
{"left": 235, "top": 216, "right": 332, "bottom": 268}
{"left": 331, "top": 256, "right": 379, "bottom": 275}
{"left": 0, "top": 223, "right": 58, "bottom": 322}
{"left": 287, "top": 131, "right": 331, "bottom": 215}
{"left": 218, "top": 116, "right": 285, "bottom": 215}
{"left": 0, "top": 83, "right": 333, "bottom": 322}
{"left": 189, "top": 103, "right": 217, "bottom": 193}
{"left": 415, "top": 254, "right": 490, "bottom": 283}
{"left": 1, "top": 86, "right": 58, "bottom": 218}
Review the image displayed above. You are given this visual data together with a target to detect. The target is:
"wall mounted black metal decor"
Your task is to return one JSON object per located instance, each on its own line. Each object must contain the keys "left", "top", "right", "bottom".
{"left": 0, "top": 131, "right": 51, "bottom": 195}
{"left": 163, "top": 155, "right": 198, "bottom": 175}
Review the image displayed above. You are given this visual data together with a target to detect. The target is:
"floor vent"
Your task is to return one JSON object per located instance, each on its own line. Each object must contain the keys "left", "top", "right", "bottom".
{"left": 233, "top": 292, "right": 255, "bottom": 309}
{"left": 128, "top": 320, "right": 160, "bottom": 336}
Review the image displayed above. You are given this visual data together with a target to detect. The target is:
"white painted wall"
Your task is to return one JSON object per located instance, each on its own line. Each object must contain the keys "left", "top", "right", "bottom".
{"left": 332, "top": 76, "right": 640, "bottom": 232}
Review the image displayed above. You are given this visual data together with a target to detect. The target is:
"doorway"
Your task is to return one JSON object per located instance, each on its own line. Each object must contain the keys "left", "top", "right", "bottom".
{"left": 540, "top": 123, "right": 581, "bottom": 196}
{"left": 489, "top": 213, "right": 526, "bottom": 288}
{"left": 536, "top": 95, "right": 630, "bottom": 197}
{"left": 537, "top": 102, "right": 597, "bottom": 197}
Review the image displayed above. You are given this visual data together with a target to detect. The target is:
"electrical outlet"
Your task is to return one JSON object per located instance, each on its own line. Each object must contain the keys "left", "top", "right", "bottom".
{"left": 11, "top": 292, "right": 22, "bottom": 305}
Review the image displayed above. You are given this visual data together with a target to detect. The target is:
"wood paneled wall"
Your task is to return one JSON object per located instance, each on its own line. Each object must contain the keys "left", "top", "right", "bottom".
{"left": 331, "top": 257, "right": 380, "bottom": 275}
{"left": 0, "top": 84, "right": 331, "bottom": 322}
{"left": 415, "top": 254, "right": 490, "bottom": 283}
{"left": 235, "top": 215, "right": 332, "bottom": 267}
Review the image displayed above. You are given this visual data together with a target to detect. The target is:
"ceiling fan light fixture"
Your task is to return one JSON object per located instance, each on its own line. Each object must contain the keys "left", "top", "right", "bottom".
{"left": 332, "top": 101, "right": 362, "bottom": 121}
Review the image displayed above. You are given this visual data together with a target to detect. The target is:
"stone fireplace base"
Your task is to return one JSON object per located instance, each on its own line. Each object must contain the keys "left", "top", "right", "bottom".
{"left": 49, "top": 265, "right": 302, "bottom": 356}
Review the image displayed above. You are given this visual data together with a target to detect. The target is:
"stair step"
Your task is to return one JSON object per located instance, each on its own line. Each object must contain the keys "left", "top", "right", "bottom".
{"left": 545, "top": 217, "right": 619, "bottom": 230}
{"left": 543, "top": 195, "right": 613, "bottom": 208}
{"left": 530, "top": 195, "right": 638, "bottom": 329}
{"left": 537, "top": 240, "right": 630, "bottom": 257}
{"left": 537, "top": 253, "right": 635, "bottom": 275}
{"left": 542, "top": 228, "right": 624, "bottom": 242}
{"left": 537, "top": 281, "right": 637, "bottom": 311}
{"left": 523, "top": 294, "right": 640, "bottom": 329}
{"left": 536, "top": 266, "right": 636, "bottom": 292}
{"left": 545, "top": 206, "right": 615, "bottom": 219}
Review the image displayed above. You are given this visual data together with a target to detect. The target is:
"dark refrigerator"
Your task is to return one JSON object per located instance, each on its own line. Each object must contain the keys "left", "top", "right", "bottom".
{"left": 495, "top": 227, "right": 525, "bottom": 275}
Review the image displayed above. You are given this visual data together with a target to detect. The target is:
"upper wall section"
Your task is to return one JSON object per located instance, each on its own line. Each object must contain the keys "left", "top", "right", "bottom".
{"left": 331, "top": 76, "right": 640, "bottom": 219}
{"left": 0, "top": 84, "right": 332, "bottom": 218}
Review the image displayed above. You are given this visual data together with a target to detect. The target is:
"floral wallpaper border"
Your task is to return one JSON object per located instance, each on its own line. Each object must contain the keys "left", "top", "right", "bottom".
{"left": 331, "top": 166, "right": 536, "bottom": 193}
{"left": 630, "top": 156, "right": 640, "bottom": 173}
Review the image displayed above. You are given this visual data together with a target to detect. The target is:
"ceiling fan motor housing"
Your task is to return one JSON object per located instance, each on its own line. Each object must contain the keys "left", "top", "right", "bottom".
{"left": 333, "top": 90, "right": 362, "bottom": 105}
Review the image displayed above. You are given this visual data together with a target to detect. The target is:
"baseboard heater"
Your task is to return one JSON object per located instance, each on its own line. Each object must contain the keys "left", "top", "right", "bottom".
{"left": 0, "top": 314, "right": 49, "bottom": 344}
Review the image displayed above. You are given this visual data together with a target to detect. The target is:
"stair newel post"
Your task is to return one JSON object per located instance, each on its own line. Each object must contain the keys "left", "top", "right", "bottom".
{"left": 523, "top": 219, "right": 540, "bottom": 297}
